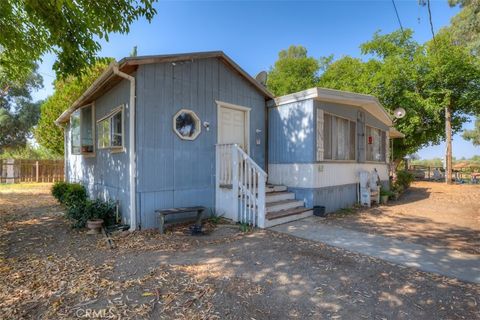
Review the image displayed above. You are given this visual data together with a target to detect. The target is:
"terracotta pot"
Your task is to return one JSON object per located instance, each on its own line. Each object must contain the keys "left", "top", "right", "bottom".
{"left": 86, "top": 219, "right": 104, "bottom": 234}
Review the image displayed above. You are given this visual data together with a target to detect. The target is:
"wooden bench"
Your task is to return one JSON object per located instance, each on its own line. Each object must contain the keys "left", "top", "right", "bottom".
{"left": 155, "top": 206, "right": 206, "bottom": 234}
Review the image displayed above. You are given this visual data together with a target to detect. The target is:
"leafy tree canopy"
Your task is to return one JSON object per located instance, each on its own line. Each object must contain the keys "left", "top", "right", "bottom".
{"left": 319, "top": 29, "right": 480, "bottom": 160}
{"left": 35, "top": 59, "right": 112, "bottom": 156}
{"left": 463, "top": 118, "right": 480, "bottom": 146}
{"left": 0, "top": 142, "right": 61, "bottom": 160}
{"left": 0, "top": 0, "right": 156, "bottom": 82}
{"left": 267, "top": 30, "right": 480, "bottom": 161}
{"left": 0, "top": 67, "right": 43, "bottom": 153}
{"left": 448, "top": 0, "right": 480, "bottom": 54}
{"left": 267, "top": 45, "right": 320, "bottom": 96}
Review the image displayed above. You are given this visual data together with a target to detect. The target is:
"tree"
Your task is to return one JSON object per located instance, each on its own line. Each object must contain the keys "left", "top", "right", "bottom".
{"left": 448, "top": 0, "right": 480, "bottom": 55}
{"left": 267, "top": 45, "right": 320, "bottom": 96}
{"left": 0, "top": 68, "right": 43, "bottom": 153}
{"left": 0, "top": 0, "right": 156, "bottom": 82}
{"left": 35, "top": 59, "right": 112, "bottom": 155}
{"left": 318, "top": 29, "right": 480, "bottom": 179}
{"left": 423, "top": 30, "right": 480, "bottom": 183}
{"left": 447, "top": 1, "right": 480, "bottom": 148}
{"left": 462, "top": 118, "right": 480, "bottom": 146}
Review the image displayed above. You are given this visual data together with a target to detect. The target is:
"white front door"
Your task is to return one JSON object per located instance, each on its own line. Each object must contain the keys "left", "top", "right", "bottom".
{"left": 218, "top": 103, "right": 249, "bottom": 152}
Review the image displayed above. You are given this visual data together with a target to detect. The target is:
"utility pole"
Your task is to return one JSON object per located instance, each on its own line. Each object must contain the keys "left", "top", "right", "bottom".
{"left": 445, "top": 105, "right": 453, "bottom": 184}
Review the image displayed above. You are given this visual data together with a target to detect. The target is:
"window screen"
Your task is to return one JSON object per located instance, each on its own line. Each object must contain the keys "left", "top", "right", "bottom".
{"left": 322, "top": 113, "right": 356, "bottom": 161}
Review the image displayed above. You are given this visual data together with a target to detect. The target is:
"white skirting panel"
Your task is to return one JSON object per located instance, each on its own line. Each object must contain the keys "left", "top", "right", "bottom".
{"left": 268, "top": 163, "right": 389, "bottom": 189}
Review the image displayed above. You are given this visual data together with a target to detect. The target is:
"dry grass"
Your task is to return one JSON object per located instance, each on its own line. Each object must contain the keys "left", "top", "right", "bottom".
{"left": 326, "top": 181, "right": 480, "bottom": 254}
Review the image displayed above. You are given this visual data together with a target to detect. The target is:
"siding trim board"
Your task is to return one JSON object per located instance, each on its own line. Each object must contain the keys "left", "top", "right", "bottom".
{"left": 268, "top": 163, "right": 389, "bottom": 189}
{"left": 288, "top": 181, "right": 388, "bottom": 211}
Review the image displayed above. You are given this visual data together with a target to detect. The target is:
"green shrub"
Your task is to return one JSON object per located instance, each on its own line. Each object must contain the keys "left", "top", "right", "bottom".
{"left": 66, "top": 198, "right": 116, "bottom": 228}
{"left": 84, "top": 199, "right": 116, "bottom": 226}
{"left": 239, "top": 222, "right": 252, "bottom": 233}
{"left": 380, "top": 189, "right": 395, "bottom": 197}
{"left": 51, "top": 181, "right": 69, "bottom": 204}
{"left": 209, "top": 210, "right": 224, "bottom": 224}
{"left": 63, "top": 183, "right": 87, "bottom": 208}
{"left": 66, "top": 203, "right": 88, "bottom": 228}
{"left": 52, "top": 182, "right": 117, "bottom": 229}
{"left": 396, "top": 170, "right": 414, "bottom": 189}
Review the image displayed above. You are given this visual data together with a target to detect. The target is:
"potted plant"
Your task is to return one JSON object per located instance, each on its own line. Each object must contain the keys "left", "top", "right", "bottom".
{"left": 84, "top": 199, "right": 116, "bottom": 234}
{"left": 391, "top": 184, "right": 404, "bottom": 201}
{"left": 86, "top": 218, "right": 104, "bottom": 234}
{"left": 380, "top": 189, "right": 393, "bottom": 204}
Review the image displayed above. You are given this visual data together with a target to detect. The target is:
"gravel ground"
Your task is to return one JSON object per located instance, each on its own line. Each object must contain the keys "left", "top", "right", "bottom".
{"left": 323, "top": 181, "right": 480, "bottom": 255}
{"left": 1, "top": 183, "right": 479, "bottom": 319}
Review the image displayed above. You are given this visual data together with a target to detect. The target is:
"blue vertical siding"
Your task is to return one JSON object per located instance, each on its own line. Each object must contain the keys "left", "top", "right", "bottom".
{"left": 65, "top": 78, "right": 132, "bottom": 224}
{"left": 268, "top": 99, "right": 390, "bottom": 165}
{"left": 136, "top": 58, "right": 267, "bottom": 229}
{"left": 268, "top": 99, "right": 315, "bottom": 164}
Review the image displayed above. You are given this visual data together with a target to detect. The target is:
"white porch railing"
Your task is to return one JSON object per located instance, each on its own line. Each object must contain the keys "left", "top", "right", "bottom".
{"left": 215, "top": 144, "right": 267, "bottom": 228}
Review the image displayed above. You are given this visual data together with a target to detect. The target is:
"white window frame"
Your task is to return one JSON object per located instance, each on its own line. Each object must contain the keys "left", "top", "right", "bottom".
{"left": 365, "top": 125, "right": 387, "bottom": 163}
{"left": 320, "top": 111, "right": 357, "bottom": 162}
{"left": 173, "top": 108, "right": 202, "bottom": 141}
{"left": 96, "top": 105, "right": 125, "bottom": 153}
{"left": 70, "top": 103, "right": 96, "bottom": 157}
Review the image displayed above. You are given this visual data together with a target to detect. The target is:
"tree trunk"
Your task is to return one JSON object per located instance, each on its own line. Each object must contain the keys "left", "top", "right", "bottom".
{"left": 445, "top": 105, "right": 453, "bottom": 184}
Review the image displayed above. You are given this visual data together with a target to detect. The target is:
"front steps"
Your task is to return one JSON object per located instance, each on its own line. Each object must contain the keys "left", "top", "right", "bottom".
{"left": 264, "top": 184, "right": 312, "bottom": 228}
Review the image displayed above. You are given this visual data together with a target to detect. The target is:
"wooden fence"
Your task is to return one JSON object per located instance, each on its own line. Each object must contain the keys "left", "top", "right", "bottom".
{"left": 0, "top": 159, "right": 64, "bottom": 183}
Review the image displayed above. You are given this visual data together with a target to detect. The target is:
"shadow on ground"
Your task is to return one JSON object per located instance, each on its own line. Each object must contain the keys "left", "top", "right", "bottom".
{"left": 1, "top": 185, "right": 479, "bottom": 319}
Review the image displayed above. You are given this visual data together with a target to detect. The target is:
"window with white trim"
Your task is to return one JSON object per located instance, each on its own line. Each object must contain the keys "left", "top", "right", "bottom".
{"left": 323, "top": 113, "right": 356, "bottom": 161}
{"left": 97, "top": 106, "right": 124, "bottom": 150}
{"left": 70, "top": 104, "right": 94, "bottom": 155}
{"left": 366, "top": 126, "right": 386, "bottom": 162}
{"left": 173, "top": 109, "right": 201, "bottom": 140}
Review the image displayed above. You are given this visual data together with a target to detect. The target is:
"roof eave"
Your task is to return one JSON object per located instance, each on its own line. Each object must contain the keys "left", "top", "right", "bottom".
{"left": 270, "top": 87, "right": 393, "bottom": 126}
{"left": 389, "top": 127, "right": 405, "bottom": 138}
{"left": 55, "top": 51, "right": 273, "bottom": 125}
{"left": 55, "top": 62, "right": 118, "bottom": 124}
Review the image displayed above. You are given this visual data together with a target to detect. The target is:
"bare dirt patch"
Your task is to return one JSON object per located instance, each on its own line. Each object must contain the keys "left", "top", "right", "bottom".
{"left": 324, "top": 181, "right": 480, "bottom": 254}
{"left": 1, "top": 183, "right": 479, "bottom": 319}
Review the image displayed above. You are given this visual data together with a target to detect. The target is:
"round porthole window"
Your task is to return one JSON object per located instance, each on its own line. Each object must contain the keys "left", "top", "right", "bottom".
{"left": 173, "top": 109, "right": 201, "bottom": 140}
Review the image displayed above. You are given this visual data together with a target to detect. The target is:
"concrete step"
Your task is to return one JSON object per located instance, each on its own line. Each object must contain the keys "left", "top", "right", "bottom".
{"left": 265, "top": 209, "right": 313, "bottom": 228}
{"left": 265, "top": 191, "right": 295, "bottom": 203}
{"left": 266, "top": 184, "right": 287, "bottom": 193}
{"left": 266, "top": 206, "right": 311, "bottom": 220}
{"left": 266, "top": 199, "right": 304, "bottom": 213}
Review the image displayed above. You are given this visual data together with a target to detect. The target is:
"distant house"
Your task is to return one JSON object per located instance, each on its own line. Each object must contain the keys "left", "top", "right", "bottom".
{"left": 55, "top": 51, "right": 402, "bottom": 230}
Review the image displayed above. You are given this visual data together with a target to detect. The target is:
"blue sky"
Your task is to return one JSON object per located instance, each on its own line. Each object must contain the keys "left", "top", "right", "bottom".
{"left": 33, "top": 0, "right": 479, "bottom": 159}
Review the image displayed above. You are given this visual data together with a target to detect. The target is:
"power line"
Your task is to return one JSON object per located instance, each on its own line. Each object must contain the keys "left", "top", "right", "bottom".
{"left": 391, "top": 0, "right": 404, "bottom": 33}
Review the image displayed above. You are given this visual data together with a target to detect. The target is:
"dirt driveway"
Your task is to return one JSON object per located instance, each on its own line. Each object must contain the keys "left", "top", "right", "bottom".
{"left": 324, "top": 181, "right": 480, "bottom": 255}
{"left": 1, "top": 183, "right": 479, "bottom": 319}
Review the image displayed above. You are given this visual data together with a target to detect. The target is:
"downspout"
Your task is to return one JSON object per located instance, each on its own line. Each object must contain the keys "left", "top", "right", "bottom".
{"left": 112, "top": 65, "right": 137, "bottom": 231}
{"left": 54, "top": 122, "right": 68, "bottom": 182}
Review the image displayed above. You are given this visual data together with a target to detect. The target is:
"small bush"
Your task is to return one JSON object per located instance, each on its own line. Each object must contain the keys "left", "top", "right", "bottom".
{"left": 239, "top": 222, "right": 252, "bottom": 233}
{"left": 380, "top": 189, "right": 395, "bottom": 197}
{"left": 209, "top": 210, "right": 224, "bottom": 224}
{"left": 396, "top": 170, "right": 414, "bottom": 189}
{"left": 51, "top": 181, "right": 69, "bottom": 204}
{"left": 84, "top": 199, "right": 116, "bottom": 226}
{"left": 66, "top": 203, "right": 88, "bottom": 228}
{"left": 63, "top": 183, "right": 87, "bottom": 208}
{"left": 54, "top": 182, "right": 118, "bottom": 229}
{"left": 66, "top": 198, "right": 116, "bottom": 229}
